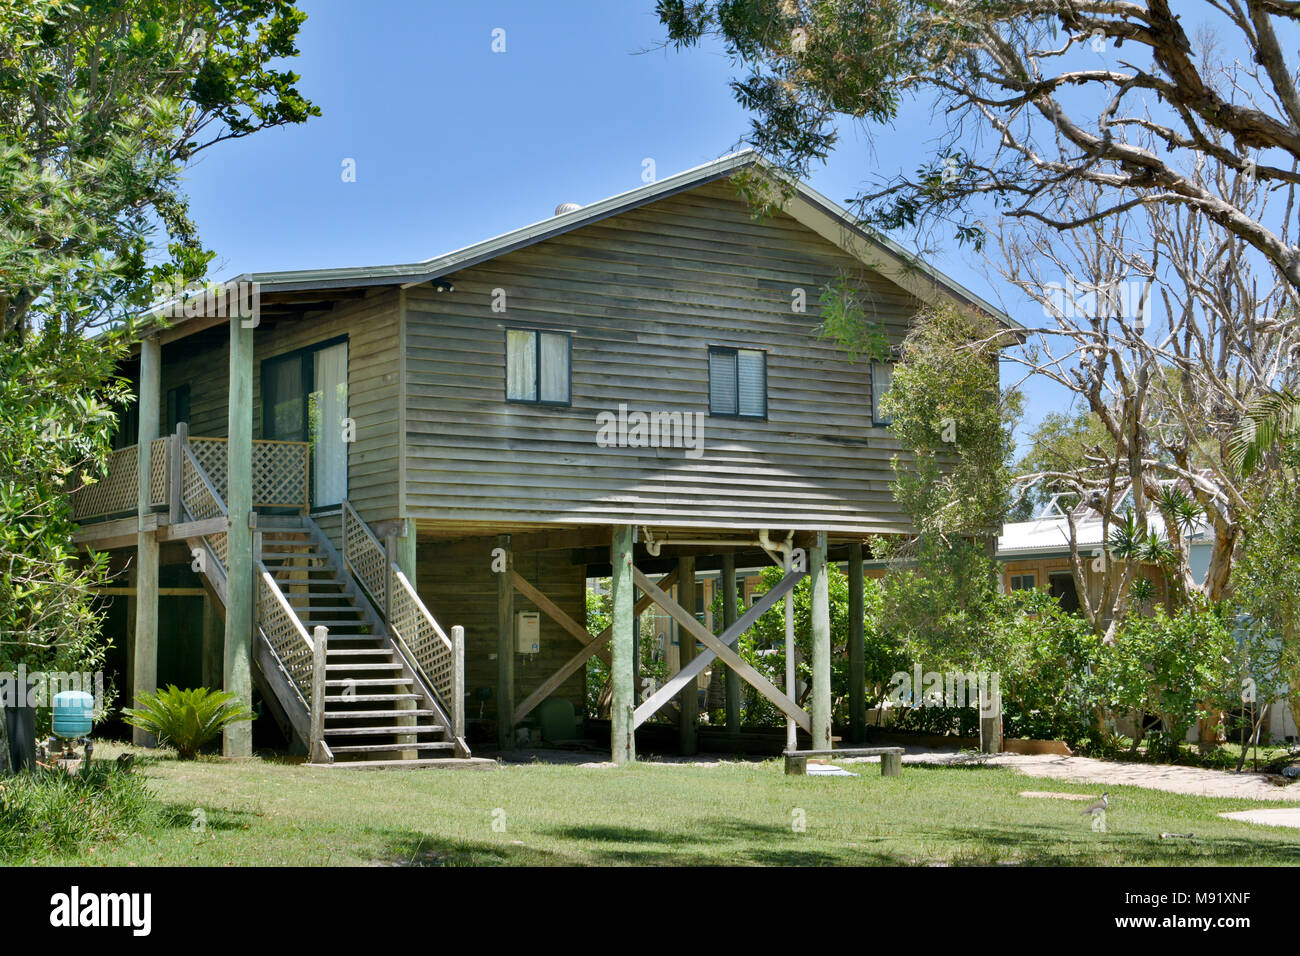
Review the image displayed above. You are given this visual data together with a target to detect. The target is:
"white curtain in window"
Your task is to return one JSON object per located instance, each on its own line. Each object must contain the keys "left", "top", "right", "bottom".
{"left": 709, "top": 349, "right": 737, "bottom": 415}
{"left": 871, "top": 359, "right": 894, "bottom": 424}
{"left": 507, "top": 330, "right": 537, "bottom": 401}
{"left": 539, "top": 332, "right": 569, "bottom": 403}
{"left": 737, "top": 349, "right": 765, "bottom": 416}
{"left": 312, "top": 343, "right": 348, "bottom": 507}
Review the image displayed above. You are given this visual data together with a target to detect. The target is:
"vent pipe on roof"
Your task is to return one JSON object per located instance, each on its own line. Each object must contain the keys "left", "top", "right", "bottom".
{"left": 555, "top": 202, "right": 581, "bottom": 215}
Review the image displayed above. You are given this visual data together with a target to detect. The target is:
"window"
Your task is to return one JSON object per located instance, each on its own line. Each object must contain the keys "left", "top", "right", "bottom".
{"left": 506, "top": 329, "right": 570, "bottom": 405}
{"left": 708, "top": 346, "right": 766, "bottom": 418}
{"left": 871, "top": 359, "right": 894, "bottom": 426}
{"left": 166, "top": 384, "right": 191, "bottom": 433}
{"left": 1009, "top": 573, "right": 1036, "bottom": 592}
{"left": 1049, "top": 571, "right": 1080, "bottom": 613}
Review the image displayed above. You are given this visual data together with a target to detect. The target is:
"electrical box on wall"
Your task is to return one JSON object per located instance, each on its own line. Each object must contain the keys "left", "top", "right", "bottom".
{"left": 515, "top": 611, "right": 540, "bottom": 654}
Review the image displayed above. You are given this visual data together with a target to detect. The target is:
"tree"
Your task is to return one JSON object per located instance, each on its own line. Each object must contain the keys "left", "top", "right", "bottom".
{"left": 1010, "top": 410, "right": 1114, "bottom": 520}
{"left": 659, "top": 0, "right": 1300, "bottom": 290}
{"left": 0, "top": 2, "right": 316, "bottom": 707}
{"left": 872, "top": 302, "right": 1022, "bottom": 670}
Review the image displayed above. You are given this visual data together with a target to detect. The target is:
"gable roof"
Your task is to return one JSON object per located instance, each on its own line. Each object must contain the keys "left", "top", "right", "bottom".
{"left": 145, "top": 150, "right": 1016, "bottom": 338}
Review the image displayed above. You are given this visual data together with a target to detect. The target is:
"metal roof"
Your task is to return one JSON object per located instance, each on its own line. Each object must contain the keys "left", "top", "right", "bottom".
{"left": 145, "top": 149, "right": 1019, "bottom": 332}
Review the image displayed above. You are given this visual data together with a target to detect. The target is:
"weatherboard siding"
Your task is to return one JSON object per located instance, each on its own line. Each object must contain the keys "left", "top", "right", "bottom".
{"left": 403, "top": 180, "right": 923, "bottom": 533}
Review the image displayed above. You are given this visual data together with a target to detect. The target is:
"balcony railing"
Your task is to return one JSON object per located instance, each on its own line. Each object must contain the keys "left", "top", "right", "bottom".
{"left": 72, "top": 431, "right": 311, "bottom": 522}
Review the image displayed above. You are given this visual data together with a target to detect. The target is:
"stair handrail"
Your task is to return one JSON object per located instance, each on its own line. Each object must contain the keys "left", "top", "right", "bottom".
{"left": 341, "top": 500, "right": 466, "bottom": 744}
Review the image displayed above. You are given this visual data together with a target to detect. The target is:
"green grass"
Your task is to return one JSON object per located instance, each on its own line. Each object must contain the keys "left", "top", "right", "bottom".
{"left": 9, "top": 743, "right": 1300, "bottom": 866}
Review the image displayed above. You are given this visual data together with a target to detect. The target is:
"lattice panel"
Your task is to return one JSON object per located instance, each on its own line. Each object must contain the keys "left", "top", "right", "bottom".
{"left": 150, "top": 438, "right": 169, "bottom": 508}
{"left": 188, "top": 439, "right": 228, "bottom": 501}
{"left": 343, "top": 505, "right": 386, "bottom": 609}
{"left": 389, "top": 572, "right": 454, "bottom": 702}
{"left": 186, "top": 437, "right": 309, "bottom": 511}
{"left": 258, "top": 572, "right": 313, "bottom": 708}
{"left": 253, "top": 441, "right": 309, "bottom": 509}
{"left": 72, "top": 446, "right": 138, "bottom": 520}
{"left": 181, "top": 452, "right": 224, "bottom": 521}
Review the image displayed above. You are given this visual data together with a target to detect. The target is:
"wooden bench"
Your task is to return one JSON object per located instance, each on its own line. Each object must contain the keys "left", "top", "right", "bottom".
{"left": 783, "top": 747, "right": 904, "bottom": 777}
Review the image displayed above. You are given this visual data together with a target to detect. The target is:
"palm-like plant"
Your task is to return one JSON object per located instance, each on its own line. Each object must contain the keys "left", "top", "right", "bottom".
{"left": 1231, "top": 388, "right": 1300, "bottom": 474}
{"left": 122, "top": 686, "right": 254, "bottom": 759}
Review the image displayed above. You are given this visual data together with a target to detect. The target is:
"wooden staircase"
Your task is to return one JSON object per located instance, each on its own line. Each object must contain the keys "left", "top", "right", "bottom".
{"left": 257, "top": 524, "right": 461, "bottom": 764}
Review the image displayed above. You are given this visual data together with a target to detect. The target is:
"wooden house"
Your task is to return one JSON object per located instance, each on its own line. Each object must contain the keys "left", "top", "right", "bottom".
{"left": 72, "top": 151, "right": 1011, "bottom": 765}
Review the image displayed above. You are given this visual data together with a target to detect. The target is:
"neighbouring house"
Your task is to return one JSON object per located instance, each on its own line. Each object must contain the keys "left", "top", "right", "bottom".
{"left": 71, "top": 150, "right": 1014, "bottom": 765}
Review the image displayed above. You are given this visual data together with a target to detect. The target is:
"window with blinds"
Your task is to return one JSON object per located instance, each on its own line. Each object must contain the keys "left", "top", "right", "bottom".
{"left": 506, "top": 329, "right": 571, "bottom": 405}
{"left": 871, "top": 358, "right": 895, "bottom": 426}
{"left": 708, "top": 346, "right": 766, "bottom": 418}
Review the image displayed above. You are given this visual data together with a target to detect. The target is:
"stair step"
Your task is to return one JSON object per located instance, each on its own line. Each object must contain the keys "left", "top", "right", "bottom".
{"left": 329, "top": 742, "right": 455, "bottom": 754}
{"left": 326, "top": 663, "right": 402, "bottom": 672}
{"left": 324, "top": 693, "right": 421, "bottom": 703}
{"left": 326, "top": 709, "right": 439, "bottom": 719}
{"left": 328, "top": 648, "right": 395, "bottom": 657}
{"left": 325, "top": 724, "right": 444, "bottom": 736}
{"left": 324, "top": 678, "right": 413, "bottom": 688}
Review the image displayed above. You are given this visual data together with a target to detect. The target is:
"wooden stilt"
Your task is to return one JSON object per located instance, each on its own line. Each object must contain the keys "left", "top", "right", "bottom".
{"left": 496, "top": 533, "right": 514, "bottom": 751}
{"left": 722, "top": 553, "right": 740, "bottom": 734}
{"left": 677, "top": 555, "right": 698, "bottom": 756}
{"left": 810, "top": 532, "right": 832, "bottom": 751}
{"left": 132, "top": 335, "right": 160, "bottom": 747}
{"left": 610, "top": 525, "right": 635, "bottom": 765}
{"left": 848, "top": 541, "right": 866, "bottom": 745}
{"left": 223, "top": 315, "right": 254, "bottom": 757}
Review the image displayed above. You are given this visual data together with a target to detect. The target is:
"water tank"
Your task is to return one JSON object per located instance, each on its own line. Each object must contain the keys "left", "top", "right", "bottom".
{"left": 52, "top": 690, "right": 94, "bottom": 739}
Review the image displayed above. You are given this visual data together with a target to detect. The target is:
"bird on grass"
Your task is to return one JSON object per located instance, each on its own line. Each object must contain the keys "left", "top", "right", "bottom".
{"left": 1080, "top": 793, "right": 1109, "bottom": 817}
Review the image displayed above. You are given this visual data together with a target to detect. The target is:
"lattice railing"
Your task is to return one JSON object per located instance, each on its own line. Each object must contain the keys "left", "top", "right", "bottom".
{"left": 342, "top": 502, "right": 387, "bottom": 611}
{"left": 71, "top": 445, "right": 139, "bottom": 520}
{"left": 180, "top": 445, "right": 228, "bottom": 576}
{"left": 150, "top": 438, "right": 169, "bottom": 508}
{"left": 390, "top": 569, "right": 456, "bottom": 703}
{"left": 188, "top": 436, "right": 309, "bottom": 511}
{"left": 257, "top": 563, "right": 315, "bottom": 711}
{"left": 341, "top": 500, "right": 463, "bottom": 738}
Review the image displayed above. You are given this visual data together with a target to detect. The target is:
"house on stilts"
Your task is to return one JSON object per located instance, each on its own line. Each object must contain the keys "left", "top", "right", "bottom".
{"left": 71, "top": 151, "right": 1012, "bottom": 765}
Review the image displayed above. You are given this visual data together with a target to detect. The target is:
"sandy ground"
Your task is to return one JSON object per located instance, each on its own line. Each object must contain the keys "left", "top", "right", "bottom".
{"left": 1218, "top": 808, "right": 1300, "bottom": 828}
{"left": 499, "top": 746, "right": 1300, "bottom": 802}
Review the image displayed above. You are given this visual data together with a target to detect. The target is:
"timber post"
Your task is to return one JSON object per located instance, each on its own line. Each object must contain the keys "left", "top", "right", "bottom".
{"left": 810, "top": 531, "right": 832, "bottom": 752}
{"left": 677, "top": 554, "right": 698, "bottom": 756}
{"left": 451, "top": 624, "right": 466, "bottom": 740}
{"left": 496, "top": 533, "right": 514, "bottom": 750}
{"left": 132, "top": 333, "right": 160, "bottom": 746}
{"left": 722, "top": 552, "right": 740, "bottom": 734}
{"left": 610, "top": 524, "right": 636, "bottom": 764}
{"left": 223, "top": 310, "right": 255, "bottom": 757}
{"left": 309, "top": 625, "right": 328, "bottom": 763}
{"left": 848, "top": 540, "right": 866, "bottom": 744}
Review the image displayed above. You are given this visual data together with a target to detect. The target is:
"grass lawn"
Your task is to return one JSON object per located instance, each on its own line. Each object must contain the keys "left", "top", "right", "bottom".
{"left": 14, "top": 743, "right": 1300, "bottom": 866}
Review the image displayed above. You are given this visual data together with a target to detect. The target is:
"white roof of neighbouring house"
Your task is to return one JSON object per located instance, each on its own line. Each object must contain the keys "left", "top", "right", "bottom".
{"left": 998, "top": 508, "right": 1209, "bottom": 559}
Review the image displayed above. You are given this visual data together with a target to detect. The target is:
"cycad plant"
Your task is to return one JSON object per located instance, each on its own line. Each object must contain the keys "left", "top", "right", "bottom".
{"left": 122, "top": 686, "right": 254, "bottom": 759}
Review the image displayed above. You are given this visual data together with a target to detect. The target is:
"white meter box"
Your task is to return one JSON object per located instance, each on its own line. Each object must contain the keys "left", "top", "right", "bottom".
{"left": 515, "top": 610, "right": 540, "bottom": 654}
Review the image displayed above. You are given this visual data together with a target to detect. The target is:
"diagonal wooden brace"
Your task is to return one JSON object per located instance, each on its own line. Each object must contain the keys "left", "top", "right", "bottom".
{"left": 633, "top": 568, "right": 811, "bottom": 732}
{"left": 512, "top": 568, "right": 679, "bottom": 725}
{"left": 633, "top": 569, "right": 805, "bottom": 728}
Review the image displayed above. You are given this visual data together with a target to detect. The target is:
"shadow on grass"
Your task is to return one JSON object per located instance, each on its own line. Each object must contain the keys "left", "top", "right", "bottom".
{"left": 157, "top": 803, "right": 258, "bottom": 833}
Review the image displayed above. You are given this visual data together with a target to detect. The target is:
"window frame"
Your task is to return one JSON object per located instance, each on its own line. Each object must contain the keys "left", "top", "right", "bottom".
{"left": 871, "top": 358, "right": 895, "bottom": 427}
{"left": 1008, "top": 573, "right": 1037, "bottom": 592}
{"left": 505, "top": 328, "right": 572, "bottom": 407}
{"left": 707, "top": 345, "right": 768, "bottom": 420}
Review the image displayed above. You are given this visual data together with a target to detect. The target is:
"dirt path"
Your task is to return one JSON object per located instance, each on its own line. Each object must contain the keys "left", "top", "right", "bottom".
{"left": 916, "top": 751, "right": 1300, "bottom": 802}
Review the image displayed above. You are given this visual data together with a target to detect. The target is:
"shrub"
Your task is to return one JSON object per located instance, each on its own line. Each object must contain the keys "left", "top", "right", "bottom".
{"left": 0, "top": 762, "right": 152, "bottom": 860}
{"left": 122, "top": 685, "right": 254, "bottom": 759}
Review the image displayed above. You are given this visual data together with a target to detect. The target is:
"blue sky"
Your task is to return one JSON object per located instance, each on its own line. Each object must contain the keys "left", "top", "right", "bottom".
{"left": 183, "top": 0, "right": 1074, "bottom": 442}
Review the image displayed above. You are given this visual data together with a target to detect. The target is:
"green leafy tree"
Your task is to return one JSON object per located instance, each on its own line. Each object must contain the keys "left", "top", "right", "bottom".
{"left": 0, "top": 2, "right": 316, "bottom": 707}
